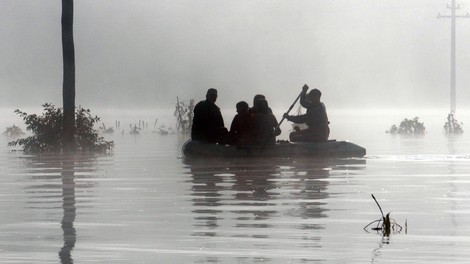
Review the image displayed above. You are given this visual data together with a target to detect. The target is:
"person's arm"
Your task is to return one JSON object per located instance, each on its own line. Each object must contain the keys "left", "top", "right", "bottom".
{"left": 191, "top": 103, "right": 203, "bottom": 140}
{"left": 287, "top": 114, "right": 307, "bottom": 124}
{"left": 229, "top": 116, "right": 238, "bottom": 134}
{"left": 272, "top": 115, "right": 281, "bottom": 136}
{"left": 299, "top": 84, "right": 314, "bottom": 109}
{"left": 215, "top": 106, "right": 225, "bottom": 128}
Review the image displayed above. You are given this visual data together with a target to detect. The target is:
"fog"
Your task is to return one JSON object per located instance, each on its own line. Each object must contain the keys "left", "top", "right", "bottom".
{"left": 2, "top": 0, "right": 470, "bottom": 112}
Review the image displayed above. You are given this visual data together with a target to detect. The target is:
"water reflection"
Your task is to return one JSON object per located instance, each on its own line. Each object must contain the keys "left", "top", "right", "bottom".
{"left": 58, "top": 156, "right": 76, "bottom": 264}
{"left": 19, "top": 153, "right": 100, "bottom": 264}
{"left": 184, "top": 157, "right": 363, "bottom": 263}
{"left": 231, "top": 160, "right": 278, "bottom": 234}
{"left": 188, "top": 159, "right": 281, "bottom": 237}
{"left": 371, "top": 236, "right": 389, "bottom": 263}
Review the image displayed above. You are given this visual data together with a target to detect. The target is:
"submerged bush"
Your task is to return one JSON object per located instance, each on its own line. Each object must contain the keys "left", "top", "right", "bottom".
{"left": 99, "top": 123, "right": 114, "bottom": 134}
{"left": 386, "top": 117, "right": 426, "bottom": 135}
{"left": 444, "top": 112, "right": 463, "bottom": 134}
{"left": 174, "top": 97, "right": 194, "bottom": 134}
{"left": 8, "top": 103, "right": 113, "bottom": 153}
{"left": 3, "top": 125, "right": 25, "bottom": 137}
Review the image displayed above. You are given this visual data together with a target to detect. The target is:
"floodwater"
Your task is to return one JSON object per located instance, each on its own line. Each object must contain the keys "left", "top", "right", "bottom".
{"left": 1, "top": 109, "right": 470, "bottom": 263}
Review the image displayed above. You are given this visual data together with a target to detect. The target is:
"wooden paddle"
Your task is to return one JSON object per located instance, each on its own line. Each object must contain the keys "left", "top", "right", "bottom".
{"left": 277, "top": 89, "right": 303, "bottom": 128}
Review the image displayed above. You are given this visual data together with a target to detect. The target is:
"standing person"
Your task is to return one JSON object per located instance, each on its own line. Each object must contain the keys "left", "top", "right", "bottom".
{"left": 283, "top": 84, "right": 329, "bottom": 142}
{"left": 229, "top": 101, "right": 254, "bottom": 146}
{"left": 191, "top": 88, "right": 228, "bottom": 144}
{"left": 253, "top": 99, "right": 281, "bottom": 146}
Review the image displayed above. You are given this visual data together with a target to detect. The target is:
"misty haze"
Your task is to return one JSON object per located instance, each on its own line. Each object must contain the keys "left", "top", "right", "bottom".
{"left": 2, "top": 1, "right": 470, "bottom": 263}
{"left": 2, "top": 0, "right": 470, "bottom": 111}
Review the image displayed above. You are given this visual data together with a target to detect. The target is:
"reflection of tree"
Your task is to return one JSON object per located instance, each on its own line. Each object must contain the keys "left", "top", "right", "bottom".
{"left": 21, "top": 153, "right": 99, "bottom": 264}
{"left": 58, "top": 158, "right": 76, "bottom": 264}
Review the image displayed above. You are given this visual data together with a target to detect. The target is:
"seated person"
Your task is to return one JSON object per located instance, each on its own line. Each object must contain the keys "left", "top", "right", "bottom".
{"left": 229, "top": 101, "right": 254, "bottom": 146}
{"left": 250, "top": 94, "right": 273, "bottom": 114}
{"left": 191, "top": 88, "right": 228, "bottom": 144}
{"left": 283, "top": 84, "right": 329, "bottom": 142}
{"left": 253, "top": 99, "right": 281, "bottom": 146}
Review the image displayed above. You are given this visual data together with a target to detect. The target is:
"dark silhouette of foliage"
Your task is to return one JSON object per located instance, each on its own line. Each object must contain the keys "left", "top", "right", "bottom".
{"left": 8, "top": 103, "right": 113, "bottom": 153}
{"left": 386, "top": 117, "right": 426, "bottom": 135}
{"left": 444, "top": 112, "right": 463, "bottom": 134}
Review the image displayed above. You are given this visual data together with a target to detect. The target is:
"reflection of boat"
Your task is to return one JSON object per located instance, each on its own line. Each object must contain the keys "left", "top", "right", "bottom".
{"left": 182, "top": 140, "right": 366, "bottom": 158}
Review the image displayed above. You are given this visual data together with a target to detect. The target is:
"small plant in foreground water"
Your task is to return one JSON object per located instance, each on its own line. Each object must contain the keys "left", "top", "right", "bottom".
{"left": 364, "top": 194, "right": 403, "bottom": 237}
{"left": 8, "top": 103, "right": 113, "bottom": 153}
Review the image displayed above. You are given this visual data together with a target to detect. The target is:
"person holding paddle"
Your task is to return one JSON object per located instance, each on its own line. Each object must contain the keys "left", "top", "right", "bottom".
{"left": 283, "top": 84, "right": 330, "bottom": 142}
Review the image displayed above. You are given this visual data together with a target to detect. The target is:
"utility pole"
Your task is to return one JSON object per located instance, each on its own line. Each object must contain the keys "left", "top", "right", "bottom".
{"left": 438, "top": 0, "right": 469, "bottom": 113}
{"left": 62, "top": 0, "right": 76, "bottom": 151}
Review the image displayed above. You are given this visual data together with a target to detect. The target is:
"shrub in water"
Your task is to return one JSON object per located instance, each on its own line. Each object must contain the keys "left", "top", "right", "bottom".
{"left": 174, "top": 97, "right": 194, "bottom": 134}
{"left": 386, "top": 117, "right": 426, "bottom": 135}
{"left": 3, "top": 125, "right": 25, "bottom": 137}
{"left": 8, "top": 103, "right": 113, "bottom": 153}
{"left": 444, "top": 112, "right": 463, "bottom": 134}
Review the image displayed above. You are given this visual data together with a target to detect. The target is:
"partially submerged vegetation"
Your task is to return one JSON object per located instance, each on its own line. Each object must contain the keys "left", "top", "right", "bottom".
{"left": 386, "top": 117, "right": 426, "bottom": 135}
{"left": 444, "top": 112, "right": 463, "bottom": 134}
{"left": 105, "top": 97, "right": 194, "bottom": 136}
{"left": 8, "top": 103, "right": 113, "bottom": 153}
{"left": 154, "top": 123, "right": 176, "bottom": 135}
{"left": 174, "top": 97, "right": 194, "bottom": 134}
{"left": 386, "top": 113, "right": 465, "bottom": 135}
{"left": 99, "top": 123, "right": 114, "bottom": 134}
{"left": 3, "top": 125, "right": 24, "bottom": 137}
{"left": 364, "top": 194, "right": 404, "bottom": 237}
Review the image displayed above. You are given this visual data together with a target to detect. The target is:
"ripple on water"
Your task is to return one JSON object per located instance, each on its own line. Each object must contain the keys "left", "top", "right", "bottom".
{"left": 1, "top": 134, "right": 470, "bottom": 263}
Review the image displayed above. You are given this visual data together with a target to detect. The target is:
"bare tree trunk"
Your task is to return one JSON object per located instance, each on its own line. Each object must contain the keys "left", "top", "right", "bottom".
{"left": 61, "top": 0, "right": 75, "bottom": 151}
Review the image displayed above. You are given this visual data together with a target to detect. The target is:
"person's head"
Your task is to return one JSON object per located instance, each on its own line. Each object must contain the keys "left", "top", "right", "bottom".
{"left": 236, "top": 101, "right": 249, "bottom": 114}
{"left": 253, "top": 94, "right": 266, "bottom": 105}
{"left": 308, "top": 89, "right": 321, "bottom": 103}
{"left": 206, "top": 88, "right": 218, "bottom": 103}
{"left": 254, "top": 99, "right": 269, "bottom": 113}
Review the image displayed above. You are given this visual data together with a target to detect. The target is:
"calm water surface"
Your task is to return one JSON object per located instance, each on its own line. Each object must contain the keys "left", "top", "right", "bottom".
{"left": 1, "top": 110, "right": 470, "bottom": 263}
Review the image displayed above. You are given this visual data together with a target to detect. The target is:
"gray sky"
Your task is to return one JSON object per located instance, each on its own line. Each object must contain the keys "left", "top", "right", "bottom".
{"left": 1, "top": 0, "right": 470, "bottom": 111}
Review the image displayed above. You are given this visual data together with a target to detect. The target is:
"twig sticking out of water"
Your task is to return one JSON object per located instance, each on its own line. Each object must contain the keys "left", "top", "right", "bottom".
{"left": 364, "top": 194, "right": 403, "bottom": 237}
{"left": 372, "top": 194, "right": 384, "bottom": 218}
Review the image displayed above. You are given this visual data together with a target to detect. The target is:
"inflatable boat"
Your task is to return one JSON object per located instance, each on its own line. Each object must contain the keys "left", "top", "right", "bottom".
{"left": 182, "top": 140, "right": 366, "bottom": 159}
